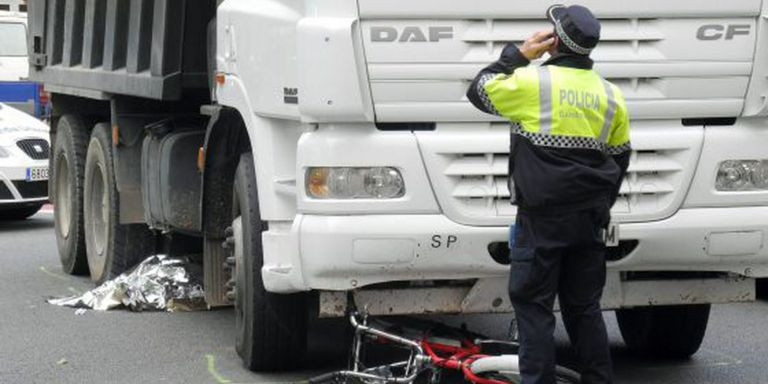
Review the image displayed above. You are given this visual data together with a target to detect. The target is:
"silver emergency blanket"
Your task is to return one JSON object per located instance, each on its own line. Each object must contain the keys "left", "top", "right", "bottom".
{"left": 48, "top": 255, "right": 206, "bottom": 312}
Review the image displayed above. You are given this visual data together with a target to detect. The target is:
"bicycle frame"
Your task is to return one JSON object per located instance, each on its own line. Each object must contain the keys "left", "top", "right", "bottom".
{"left": 309, "top": 312, "right": 520, "bottom": 384}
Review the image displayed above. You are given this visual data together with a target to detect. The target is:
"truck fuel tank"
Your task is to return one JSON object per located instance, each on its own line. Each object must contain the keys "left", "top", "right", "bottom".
{"left": 141, "top": 119, "right": 205, "bottom": 233}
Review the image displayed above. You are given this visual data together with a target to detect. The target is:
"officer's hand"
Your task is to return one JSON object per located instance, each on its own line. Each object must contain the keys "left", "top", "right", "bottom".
{"left": 520, "top": 30, "right": 555, "bottom": 60}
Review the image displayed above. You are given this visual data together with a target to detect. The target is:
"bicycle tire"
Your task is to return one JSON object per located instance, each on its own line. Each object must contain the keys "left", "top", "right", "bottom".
{"left": 470, "top": 355, "right": 580, "bottom": 384}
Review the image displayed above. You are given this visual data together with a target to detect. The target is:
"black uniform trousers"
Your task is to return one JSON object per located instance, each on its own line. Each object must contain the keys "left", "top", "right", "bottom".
{"left": 508, "top": 206, "right": 613, "bottom": 384}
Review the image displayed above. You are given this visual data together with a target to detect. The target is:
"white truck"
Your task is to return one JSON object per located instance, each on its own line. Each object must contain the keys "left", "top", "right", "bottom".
{"left": 29, "top": 0, "right": 768, "bottom": 371}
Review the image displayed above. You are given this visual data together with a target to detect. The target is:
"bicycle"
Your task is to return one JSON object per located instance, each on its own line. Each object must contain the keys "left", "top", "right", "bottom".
{"left": 310, "top": 311, "right": 580, "bottom": 384}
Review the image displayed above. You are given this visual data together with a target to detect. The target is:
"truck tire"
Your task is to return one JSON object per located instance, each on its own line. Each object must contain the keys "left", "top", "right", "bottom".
{"left": 0, "top": 204, "right": 44, "bottom": 220}
{"left": 53, "top": 115, "right": 89, "bottom": 275}
{"left": 83, "top": 123, "right": 154, "bottom": 283}
{"left": 232, "top": 152, "right": 308, "bottom": 371}
{"left": 616, "top": 304, "right": 711, "bottom": 359}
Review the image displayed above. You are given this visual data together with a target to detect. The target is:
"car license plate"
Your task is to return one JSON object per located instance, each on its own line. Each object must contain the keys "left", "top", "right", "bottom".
{"left": 603, "top": 222, "right": 619, "bottom": 247}
{"left": 26, "top": 166, "right": 49, "bottom": 181}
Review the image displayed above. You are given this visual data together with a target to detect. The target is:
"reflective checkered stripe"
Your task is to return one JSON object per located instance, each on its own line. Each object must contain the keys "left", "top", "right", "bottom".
{"left": 512, "top": 125, "right": 603, "bottom": 151}
{"left": 476, "top": 73, "right": 501, "bottom": 115}
{"left": 483, "top": 65, "right": 631, "bottom": 155}
{"left": 512, "top": 125, "right": 632, "bottom": 154}
{"left": 606, "top": 142, "right": 632, "bottom": 155}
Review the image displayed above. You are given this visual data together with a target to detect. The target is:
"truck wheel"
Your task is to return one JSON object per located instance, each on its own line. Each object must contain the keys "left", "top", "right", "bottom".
{"left": 83, "top": 123, "right": 154, "bottom": 283}
{"left": 231, "top": 152, "right": 308, "bottom": 371}
{"left": 53, "top": 115, "right": 89, "bottom": 275}
{"left": 0, "top": 204, "right": 44, "bottom": 220}
{"left": 616, "top": 304, "right": 711, "bottom": 359}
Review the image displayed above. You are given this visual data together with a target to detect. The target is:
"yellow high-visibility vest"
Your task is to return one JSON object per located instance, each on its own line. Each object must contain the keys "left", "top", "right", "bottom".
{"left": 480, "top": 65, "right": 630, "bottom": 155}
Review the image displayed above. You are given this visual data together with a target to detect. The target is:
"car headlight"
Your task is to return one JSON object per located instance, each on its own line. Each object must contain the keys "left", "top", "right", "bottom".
{"left": 0, "top": 147, "right": 9, "bottom": 158}
{"left": 306, "top": 167, "right": 405, "bottom": 199}
{"left": 716, "top": 160, "right": 768, "bottom": 191}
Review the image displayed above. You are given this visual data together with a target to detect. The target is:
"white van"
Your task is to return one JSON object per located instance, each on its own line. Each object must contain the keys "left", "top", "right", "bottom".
{"left": 0, "top": 12, "right": 27, "bottom": 82}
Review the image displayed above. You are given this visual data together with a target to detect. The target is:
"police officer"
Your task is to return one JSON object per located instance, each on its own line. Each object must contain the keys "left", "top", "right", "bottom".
{"left": 467, "top": 4, "right": 630, "bottom": 384}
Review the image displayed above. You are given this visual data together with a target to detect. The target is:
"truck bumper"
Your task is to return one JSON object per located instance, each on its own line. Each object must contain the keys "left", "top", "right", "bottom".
{"left": 263, "top": 206, "right": 767, "bottom": 294}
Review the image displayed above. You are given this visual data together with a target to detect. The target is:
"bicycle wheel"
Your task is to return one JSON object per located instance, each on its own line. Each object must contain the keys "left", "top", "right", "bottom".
{"left": 469, "top": 355, "right": 580, "bottom": 384}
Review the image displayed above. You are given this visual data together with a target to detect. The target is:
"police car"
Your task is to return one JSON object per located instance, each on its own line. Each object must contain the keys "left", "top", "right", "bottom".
{"left": 0, "top": 102, "right": 49, "bottom": 220}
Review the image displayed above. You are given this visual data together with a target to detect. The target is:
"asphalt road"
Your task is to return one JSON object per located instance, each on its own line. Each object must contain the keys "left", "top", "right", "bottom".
{"left": 1, "top": 213, "right": 767, "bottom": 384}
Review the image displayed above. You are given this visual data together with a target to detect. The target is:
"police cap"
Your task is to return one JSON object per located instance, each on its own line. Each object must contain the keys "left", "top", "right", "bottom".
{"left": 546, "top": 4, "right": 601, "bottom": 55}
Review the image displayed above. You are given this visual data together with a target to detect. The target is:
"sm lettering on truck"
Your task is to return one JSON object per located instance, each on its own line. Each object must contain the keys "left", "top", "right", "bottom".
{"left": 696, "top": 24, "right": 751, "bottom": 40}
{"left": 603, "top": 226, "right": 617, "bottom": 246}
{"left": 431, "top": 235, "right": 458, "bottom": 249}
{"left": 371, "top": 26, "right": 454, "bottom": 43}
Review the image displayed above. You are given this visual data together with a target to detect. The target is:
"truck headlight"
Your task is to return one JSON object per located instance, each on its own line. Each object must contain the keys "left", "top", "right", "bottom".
{"left": 716, "top": 160, "right": 768, "bottom": 191}
{"left": 306, "top": 167, "right": 405, "bottom": 199}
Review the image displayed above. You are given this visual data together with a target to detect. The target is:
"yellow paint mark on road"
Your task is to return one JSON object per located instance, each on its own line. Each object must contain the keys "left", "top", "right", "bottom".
{"left": 699, "top": 347, "right": 743, "bottom": 366}
{"left": 633, "top": 347, "right": 743, "bottom": 371}
{"left": 39, "top": 266, "right": 70, "bottom": 282}
{"left": 39, "top": 266, "right": 84, "bottom": 295}
{"left": 206, "top": 354, "right": 232, "bottom": 384}
{"left": 67, "top": 286, "right": 83, "bottom": 295}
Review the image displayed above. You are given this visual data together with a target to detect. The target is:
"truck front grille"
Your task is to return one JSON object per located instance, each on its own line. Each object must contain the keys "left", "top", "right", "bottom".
{"left": 416, "top": 122, "right": 703, "bottom": 226}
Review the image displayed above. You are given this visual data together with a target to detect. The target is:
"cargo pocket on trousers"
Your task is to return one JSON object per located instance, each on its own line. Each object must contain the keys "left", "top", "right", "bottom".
{"left": 508, "top": 246, "right": 536, "bottom": 301}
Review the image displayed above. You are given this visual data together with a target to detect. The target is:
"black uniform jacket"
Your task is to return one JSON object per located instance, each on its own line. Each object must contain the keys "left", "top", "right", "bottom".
{"left": 466, "top": 44, "right": 631, "bottom": 214}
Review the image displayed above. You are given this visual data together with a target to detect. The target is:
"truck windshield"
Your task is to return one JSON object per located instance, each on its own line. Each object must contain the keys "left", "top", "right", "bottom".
{"left": 0, "top": 22, "right": 27, "bottom": 57}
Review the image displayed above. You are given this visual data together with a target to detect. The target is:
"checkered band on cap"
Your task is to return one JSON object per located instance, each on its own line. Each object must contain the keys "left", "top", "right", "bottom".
{"left": 555, "top": 20, "right": 592, "bottom": 55}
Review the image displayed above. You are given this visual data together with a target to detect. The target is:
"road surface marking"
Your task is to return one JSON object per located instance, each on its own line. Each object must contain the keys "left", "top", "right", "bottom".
{"left": 205, "top": 354, "right": 232, "bottom": 384}
{"left": 699, "top": 347, "right": 743, "bottom": 366}
{"left": 631, "top": 347, "right": 743, "bottom": 371}
{"left": 67, "top": 286, "right": 83, "bottom": 295}
{"left": 39, "top": 266, "right": 70, "bottom": 281}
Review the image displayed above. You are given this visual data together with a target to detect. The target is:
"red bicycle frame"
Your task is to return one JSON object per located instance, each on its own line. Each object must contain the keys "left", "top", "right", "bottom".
{"left": 421, "top": 336, "right": 513, "bottom": 384}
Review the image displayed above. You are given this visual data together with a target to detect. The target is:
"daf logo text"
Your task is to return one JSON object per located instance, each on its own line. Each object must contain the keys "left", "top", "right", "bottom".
{"left": 370, "top": 26, "right": 454, "bottom": 43}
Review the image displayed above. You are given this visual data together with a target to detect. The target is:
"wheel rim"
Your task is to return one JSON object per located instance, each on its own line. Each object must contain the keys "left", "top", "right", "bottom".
{"left": 85, "top": 149, "right": 110, "bottom": 280}
{"left": 233, "top": 215, "right": 245, "bottom": 341}
{"left": 232, "top": 179, "right": 246, "bottom": 353}
{"left": 55, "top": 153, "right": 71, "bottom": 238}
{"left": 89, "top": 163, "right": 108, "bottom": 255}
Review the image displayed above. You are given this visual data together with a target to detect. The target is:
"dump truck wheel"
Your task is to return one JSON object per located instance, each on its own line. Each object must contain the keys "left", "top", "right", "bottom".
{"left": 232, "top": 152, "right": 307, "bottom": 371}
{"left": 53, "top": 115, "right": 89, "bottom": 275}
{"left": 83, "top": 123, "right": 153, "bottom": 283}
{"left": 616, "top": 304, "right": 710, "bottom": 359}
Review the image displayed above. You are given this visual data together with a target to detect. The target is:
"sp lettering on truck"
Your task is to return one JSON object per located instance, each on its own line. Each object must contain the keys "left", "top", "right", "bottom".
{"left": 431, "top": 235, "right": 458, "bottom": 249}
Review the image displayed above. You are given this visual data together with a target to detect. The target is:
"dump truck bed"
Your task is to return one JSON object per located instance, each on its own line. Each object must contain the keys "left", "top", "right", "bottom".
{"left": 27, "top": 0, "right": 215, "bottom": 100}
